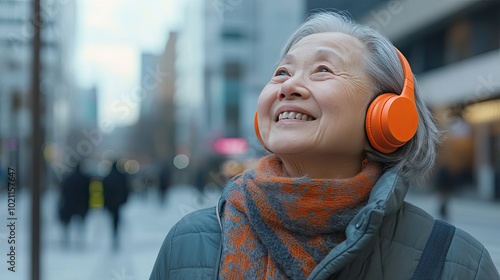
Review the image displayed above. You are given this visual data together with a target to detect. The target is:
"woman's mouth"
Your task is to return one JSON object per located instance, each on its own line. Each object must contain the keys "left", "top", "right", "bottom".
{"left": 277, "top": 111, "right": 316, "bottom": 122}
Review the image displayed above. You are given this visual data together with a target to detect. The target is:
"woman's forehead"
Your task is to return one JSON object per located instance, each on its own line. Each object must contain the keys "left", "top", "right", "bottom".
{"left": 293, "top": 32, "right": 362, "bottom": 49}
{"left": 284, "top": 32, "right": 365, "bottom": 64}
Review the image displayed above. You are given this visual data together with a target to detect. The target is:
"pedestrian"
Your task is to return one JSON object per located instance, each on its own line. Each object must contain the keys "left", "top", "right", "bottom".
{"left": 102, "top": 160, "right": 129, "bottom": 250}
{"left": 434, "top": 164, "right": 459, "bottom": 220}
{"left": 158, "top": 164, "right": 171, "bottom": 205}
{"left": 58, "top": 162, "right": 91, "bottom": 248}
{"left": 150, "top": 12, "right": 500, "bottom": 279}
{"left": 434, "top": 113, "right": 473, "bottom": 220}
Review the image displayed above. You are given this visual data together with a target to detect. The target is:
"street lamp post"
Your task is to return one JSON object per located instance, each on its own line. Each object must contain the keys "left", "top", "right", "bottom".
{"left": 31, "top": 0, "right": 42, "bottom": 279}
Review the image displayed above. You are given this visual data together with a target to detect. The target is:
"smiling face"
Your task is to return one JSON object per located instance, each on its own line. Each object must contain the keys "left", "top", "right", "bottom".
{"left": 257, "top": 32, "right": 375, "bottom": 178}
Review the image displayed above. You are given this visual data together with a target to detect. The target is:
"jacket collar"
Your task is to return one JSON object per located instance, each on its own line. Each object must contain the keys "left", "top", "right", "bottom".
{"left": 366, "top": 168, "right": 408, "bottom": 216}
{"left": 308, "top": 168, "right": 409, "bottom": 279}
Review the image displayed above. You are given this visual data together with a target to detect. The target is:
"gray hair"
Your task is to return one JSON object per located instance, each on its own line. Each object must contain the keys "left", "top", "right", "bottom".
{"left": 281, "top": 11, "right": 440, "bottom": 185}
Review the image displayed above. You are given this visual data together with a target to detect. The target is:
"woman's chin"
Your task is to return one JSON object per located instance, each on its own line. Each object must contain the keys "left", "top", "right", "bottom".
{"left": 267, "top": 142, "right": 311, "bottom": 156}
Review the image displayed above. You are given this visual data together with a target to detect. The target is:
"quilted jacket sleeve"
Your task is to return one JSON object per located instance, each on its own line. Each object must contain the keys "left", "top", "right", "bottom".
{"left": 149, "top": 207, "right": 222, "bottom": 280}
{"left": 474, "top": 246, "right": 500, "bottom": 280}
{"left": 150, "top": 222, "right": 179, "bottom": 280}
{"left": 441, "top": 228, "right": 500, "bottom": 280}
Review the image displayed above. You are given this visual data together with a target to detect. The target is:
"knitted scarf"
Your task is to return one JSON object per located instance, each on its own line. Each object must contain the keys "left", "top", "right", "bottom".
{"left": 219, "top": 155, "right": 382, "bottom": 279}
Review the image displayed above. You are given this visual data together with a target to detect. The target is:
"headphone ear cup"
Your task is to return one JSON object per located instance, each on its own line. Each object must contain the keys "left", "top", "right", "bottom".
{"left": 366, "top": 93, "right": 419, "bottom": 154}
{"left": 254, "top": 112, "right": 271, "bottom": 152}
{"left": 254, "top": 112, "right": 264, "bottom": 145}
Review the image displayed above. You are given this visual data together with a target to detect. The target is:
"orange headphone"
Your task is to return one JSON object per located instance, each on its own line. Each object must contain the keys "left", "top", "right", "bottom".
{"left": 254, "top": 48, "right": 419, "bottom": 154}
{"left": 365, "top": 48, "right": 418, "bottom": 153}
{"left": 254, "top": 112, "right": 271, "bottom": 152}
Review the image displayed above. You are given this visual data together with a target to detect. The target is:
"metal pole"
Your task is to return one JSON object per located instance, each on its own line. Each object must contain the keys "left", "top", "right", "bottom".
{"left": 31, "top": 0, "right": 42, "bottom": 279}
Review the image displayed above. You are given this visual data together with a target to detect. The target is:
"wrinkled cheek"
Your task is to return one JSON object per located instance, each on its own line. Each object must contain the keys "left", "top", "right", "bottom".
{"left": 346, "top": 118, "right": 368, "bottom": 152}
{"left": 330, "top": 112, "right": 367, "bottom": 153}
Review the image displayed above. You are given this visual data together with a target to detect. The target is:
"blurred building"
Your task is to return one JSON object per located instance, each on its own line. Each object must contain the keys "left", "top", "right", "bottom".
{"left": 121, "top": 33, "right": 177, "bottom": 177}
{"left": 0, "top": 0, "right": 77, "bottom": 189}
{"left": 74, "top": 86, "right": 98, "bottom": 129}
{"left": 153, "top": 32, "right": 177, "bottom": 168}
{"left": 307, "top": 0, "right": 386, "bottom": 19}
{"left": 175, "top": 0, "right": 304, "bottom": 183}
{"left": 308, "top": 0, "right": 500, "bottom": 199}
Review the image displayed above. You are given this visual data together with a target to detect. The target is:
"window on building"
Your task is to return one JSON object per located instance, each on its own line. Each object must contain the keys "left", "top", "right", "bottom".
{"left": 222, "top": 30, "right": 244, "bottom": 41}
{"left": 400, "top": 1, "right": 500, "bottom": 74}
{"left": 223, "top": 62, "right": 243, "bottom": 137}
{"left": 424, "top": 31, "right": 446, "bottom": 71}
{"left": 470, "top": 8, "right": 500, "bottom": 57}
{"left": 444, "top": 19, "right": 472, "bottom": 64}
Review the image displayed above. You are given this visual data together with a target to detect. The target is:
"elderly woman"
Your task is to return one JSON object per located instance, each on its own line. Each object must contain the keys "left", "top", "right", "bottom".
{"left": 150, "top": 12, "right": 499, "bottom": 279}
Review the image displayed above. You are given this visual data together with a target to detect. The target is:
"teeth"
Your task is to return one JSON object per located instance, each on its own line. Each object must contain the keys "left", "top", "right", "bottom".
{"left": 278, "top": 111, "right": 315, "bottom": 121}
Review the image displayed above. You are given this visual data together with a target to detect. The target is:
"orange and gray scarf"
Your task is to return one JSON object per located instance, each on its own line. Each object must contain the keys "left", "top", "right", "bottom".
{"left": 219, "top": 155, "right": 382, "bottom": 279}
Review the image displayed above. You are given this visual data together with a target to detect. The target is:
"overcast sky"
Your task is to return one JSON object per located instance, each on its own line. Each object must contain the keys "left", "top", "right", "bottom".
{"left": 74, "top": 0, "right": 181, "bottom": 131}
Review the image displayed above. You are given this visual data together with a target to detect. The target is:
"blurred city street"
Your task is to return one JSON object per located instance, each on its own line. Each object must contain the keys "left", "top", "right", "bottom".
{"left": 0, "top": 184, "right": 220, "bottom": 280}
{"left": 0, "top": 185, "right": 499, "bottom": 280}
{"left": 1, "top": 0, "right": 500, "bottom": 279}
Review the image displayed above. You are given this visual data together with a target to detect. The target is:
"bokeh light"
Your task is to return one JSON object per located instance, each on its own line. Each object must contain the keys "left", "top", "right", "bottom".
{"left": 173, "top": 154, "right": 189, "bottom": 169}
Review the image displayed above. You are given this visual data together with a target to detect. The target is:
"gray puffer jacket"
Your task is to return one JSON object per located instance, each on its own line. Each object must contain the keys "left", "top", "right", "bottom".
{"left": 150, "top": 170, "right": 500, "bottom": 279}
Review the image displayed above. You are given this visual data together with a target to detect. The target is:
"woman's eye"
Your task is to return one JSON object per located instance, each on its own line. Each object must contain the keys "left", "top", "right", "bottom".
{"left": 318, "top": 67, "right": 331, "bottom": 73}
{"left": 275, "top": 69, "right": 288, "bottom": 76}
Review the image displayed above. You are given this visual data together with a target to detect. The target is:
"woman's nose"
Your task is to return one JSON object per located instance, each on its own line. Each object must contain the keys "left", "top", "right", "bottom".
{"left": 277, "top": 77, "right": 310, "bottom": 100}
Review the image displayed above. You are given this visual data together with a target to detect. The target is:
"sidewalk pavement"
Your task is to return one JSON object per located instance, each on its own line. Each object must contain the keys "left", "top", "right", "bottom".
{"left": 0, "top": 185, "right": 498, "bottom": 280}
{"left": 0, "top": 184, "right": 219, "bottom": 280}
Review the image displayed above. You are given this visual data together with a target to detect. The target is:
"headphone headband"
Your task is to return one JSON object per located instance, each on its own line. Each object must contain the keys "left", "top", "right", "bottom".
{"left": 395, "top": 48, "right": 415, "bottom": 102}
